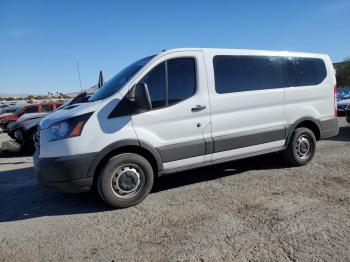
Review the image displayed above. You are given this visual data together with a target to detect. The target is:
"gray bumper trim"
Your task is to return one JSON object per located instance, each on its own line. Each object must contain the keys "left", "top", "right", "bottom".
{"left": 34, "top": 152, "right": 97, "bottom": 193}
{"left": 319, "top": 118, "right": 339, "bottom": 139}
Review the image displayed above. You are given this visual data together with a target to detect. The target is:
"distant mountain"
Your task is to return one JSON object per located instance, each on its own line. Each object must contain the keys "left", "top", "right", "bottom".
{"left": 64, "top": 85, "right": 99, "bottom": 98}
{"left": 0, "top": 85, "right": 98, "bottom": 99}
{"left": 0, "top": 93, "right": 34, "bottom": 98}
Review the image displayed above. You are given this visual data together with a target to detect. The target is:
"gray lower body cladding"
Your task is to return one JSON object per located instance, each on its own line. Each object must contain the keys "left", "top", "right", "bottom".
{"left": 157, "top": 117, "right": 339, "bottom": 163}
{"left": 157, "top": 126, "right": 286, "bottom": 163}
{"left": 213, "top": 127, "right": 285, "bottom": 153}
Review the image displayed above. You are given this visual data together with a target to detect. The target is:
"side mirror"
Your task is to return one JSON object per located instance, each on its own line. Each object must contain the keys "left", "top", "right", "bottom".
{"left": 134, "top": 82, "right": 152, "bottom": 112}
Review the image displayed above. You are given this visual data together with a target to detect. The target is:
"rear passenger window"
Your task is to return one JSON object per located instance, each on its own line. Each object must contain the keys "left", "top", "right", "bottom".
{"left": 140, "top": 58, "right": 196, "bottom": 109}
{"left": 285, "top": 57, "right": 327, "bottom": 87}
{"left": 213, "top": 55, "right": 284, "bottom": 94}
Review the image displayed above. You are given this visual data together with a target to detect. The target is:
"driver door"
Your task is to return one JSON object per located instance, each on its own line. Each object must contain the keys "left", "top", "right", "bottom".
{"left": 131, "top": 51, "right": 211, "bottom": 170}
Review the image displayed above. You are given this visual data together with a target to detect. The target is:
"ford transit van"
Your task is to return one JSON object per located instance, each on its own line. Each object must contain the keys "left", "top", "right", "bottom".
{"left": 34, "top": 48, "right": 339, "bottom": 208}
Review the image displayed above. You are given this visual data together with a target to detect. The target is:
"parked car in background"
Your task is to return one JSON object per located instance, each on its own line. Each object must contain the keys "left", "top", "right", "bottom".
{"left": 0, "top": 106, "right": 20, "bottom": 132}
{"left": 9, "top": 92, "right": 94, "bottom": 151}
{"left": 337, "top": 99, "right": 350, "bottom": 116}
{"left": 0, "top": 106, "right": 17, "bottom": 117}
{"left": 0, "top": 102, "right": 61, "bottom": 130}
{"left": 7, "top": 112, "right": 51, "bottom": 150}
{"left": 337, "top": 87, "right": 350, "bottom": 101}
{"left": 0, "top": 104, "right": 9, "bottom": 114}
{"left": 5, "top": 70, "right": 103, "bottom": 150}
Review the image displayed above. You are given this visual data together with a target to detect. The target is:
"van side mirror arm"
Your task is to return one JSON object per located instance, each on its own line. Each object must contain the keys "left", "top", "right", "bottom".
{"left": 132, "top": 82, "right": 152, "bottom": 113}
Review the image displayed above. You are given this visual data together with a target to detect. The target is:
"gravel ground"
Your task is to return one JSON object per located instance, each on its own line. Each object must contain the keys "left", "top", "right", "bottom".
{"left": 0, "top": 118, "right": 350, "bottom": 261}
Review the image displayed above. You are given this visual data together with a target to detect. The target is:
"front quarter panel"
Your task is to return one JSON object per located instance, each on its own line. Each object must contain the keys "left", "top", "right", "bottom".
{"left": 39, "top": 96, "right": 138, "bottom": 158}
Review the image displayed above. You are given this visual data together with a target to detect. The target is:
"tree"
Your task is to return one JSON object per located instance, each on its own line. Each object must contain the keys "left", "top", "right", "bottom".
{"left": 335, "top": 58, "right": 350, "bottom": 87}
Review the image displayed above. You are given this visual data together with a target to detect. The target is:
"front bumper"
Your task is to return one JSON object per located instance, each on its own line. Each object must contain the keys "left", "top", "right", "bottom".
{"left": 34, "top": 152, "right": 97, "bottom": 193}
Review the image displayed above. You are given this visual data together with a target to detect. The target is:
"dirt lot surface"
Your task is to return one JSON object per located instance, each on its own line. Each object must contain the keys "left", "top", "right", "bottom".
{"left": 1, "top": 118, "right": 350, "bottom": 261}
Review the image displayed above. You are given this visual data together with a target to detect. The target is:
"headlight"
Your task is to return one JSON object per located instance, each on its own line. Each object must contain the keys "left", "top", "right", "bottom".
{"left": 47, "top": 112, "right": 93, "bottom": 141}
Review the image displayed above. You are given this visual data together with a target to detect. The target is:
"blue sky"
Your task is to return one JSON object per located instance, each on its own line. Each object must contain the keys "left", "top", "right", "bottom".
{"left": 0, "top": 0, "right": 349, "bottom": 94}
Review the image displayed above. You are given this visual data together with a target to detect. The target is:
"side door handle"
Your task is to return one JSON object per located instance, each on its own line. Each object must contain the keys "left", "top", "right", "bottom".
{"left": 191, "top": 105, "right": 206, "bottom": 112}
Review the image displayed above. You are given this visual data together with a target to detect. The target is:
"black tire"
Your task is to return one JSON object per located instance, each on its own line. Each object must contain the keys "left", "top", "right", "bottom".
{"left": 97, "top": 153, "right": 154, "bottom": 208}
{"left": 22, "top": 129, "right": 36, "bottom": 153}
{"left": 283, "top": 127, "right": 316, "bottom": 166}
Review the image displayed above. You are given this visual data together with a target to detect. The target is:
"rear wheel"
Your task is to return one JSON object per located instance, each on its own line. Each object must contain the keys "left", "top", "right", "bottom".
{"left": 97, "top": 153, "right": 154, "bottom": 208}
{"left": 283, "top": 127, "right": 316, "bottom": 166}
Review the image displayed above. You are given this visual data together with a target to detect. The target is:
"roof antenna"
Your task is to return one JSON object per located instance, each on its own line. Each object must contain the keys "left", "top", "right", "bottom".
{"left": 76, "top": 61, "right": 83, "bottom": 92}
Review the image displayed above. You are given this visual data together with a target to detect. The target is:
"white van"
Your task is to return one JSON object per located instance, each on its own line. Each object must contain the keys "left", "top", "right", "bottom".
{"left": 34, "top": 48, "right": 338, "bottom": 208}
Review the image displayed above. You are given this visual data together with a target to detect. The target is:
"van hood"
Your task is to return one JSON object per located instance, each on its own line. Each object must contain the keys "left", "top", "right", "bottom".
{"left": 39, "top": 100, "right": 103, "bottom": 130}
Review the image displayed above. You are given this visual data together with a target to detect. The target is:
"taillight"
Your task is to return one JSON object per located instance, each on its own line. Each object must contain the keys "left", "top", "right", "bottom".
{"left": 334, "top": 84, "right": 337, "bottom": 117}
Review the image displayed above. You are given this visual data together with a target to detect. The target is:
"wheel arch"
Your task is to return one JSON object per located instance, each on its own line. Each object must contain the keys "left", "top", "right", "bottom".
{"left": 87, "top": 139, "right": 163, "bottom": 185}
{"left": 286, "top": 117, "right": 321, "bottom": 146}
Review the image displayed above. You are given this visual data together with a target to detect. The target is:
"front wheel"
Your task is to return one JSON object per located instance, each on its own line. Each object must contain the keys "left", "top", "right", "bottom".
{"left": 283, "top": 127, "right": 316, "bottom": 166}
{"left": 97, "top": 153, "right": 154, "bottom": 208}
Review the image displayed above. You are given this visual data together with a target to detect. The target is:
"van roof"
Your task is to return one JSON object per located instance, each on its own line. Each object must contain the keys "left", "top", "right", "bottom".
{"left": 161, "top": 48, "right": 328, "bottom": 58}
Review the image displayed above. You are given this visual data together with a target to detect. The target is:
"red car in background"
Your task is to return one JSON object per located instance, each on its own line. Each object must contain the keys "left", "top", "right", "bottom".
{"left": 0, "top": 102, "right": 62, "bottom": 130}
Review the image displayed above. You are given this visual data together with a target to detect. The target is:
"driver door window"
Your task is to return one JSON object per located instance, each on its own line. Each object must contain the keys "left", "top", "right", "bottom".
{"left": 140, "top": 58, "right": 196, "bottom": 109}
{"left": 140, "top": 63, "right": 166, "bottom": 109}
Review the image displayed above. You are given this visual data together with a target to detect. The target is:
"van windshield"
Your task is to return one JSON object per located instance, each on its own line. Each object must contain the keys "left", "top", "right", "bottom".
{"left": 89, "top": 55, "right": 155, "bottom": 102}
